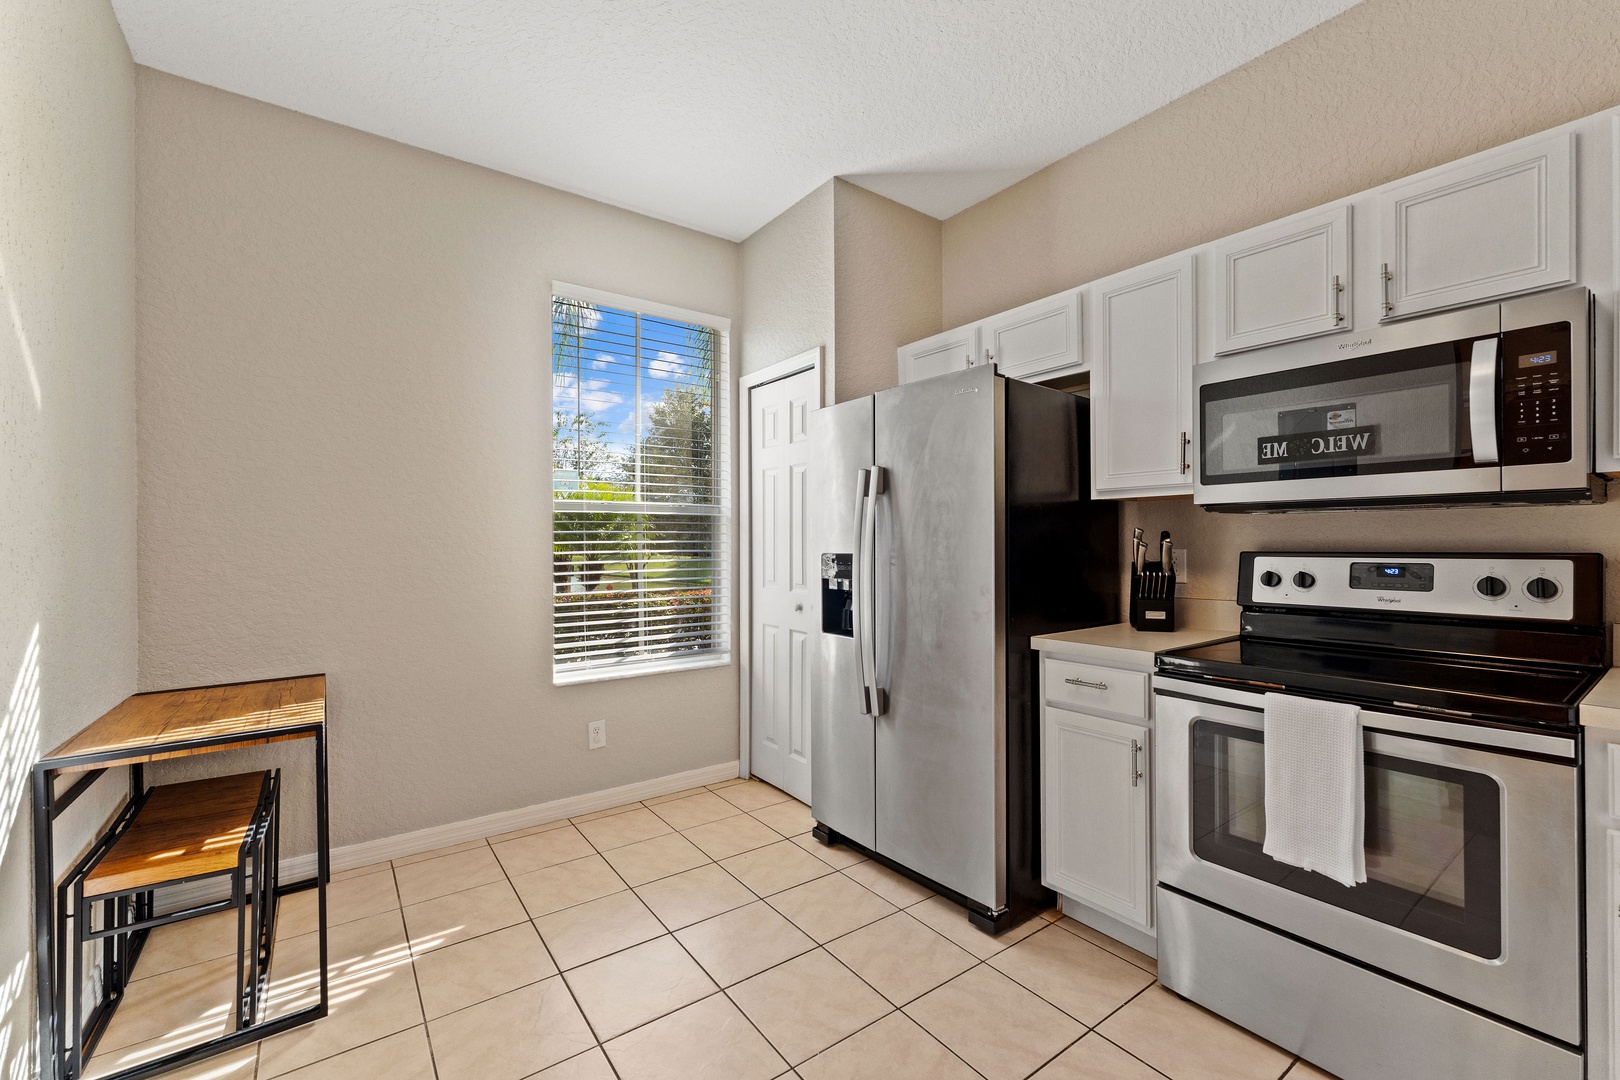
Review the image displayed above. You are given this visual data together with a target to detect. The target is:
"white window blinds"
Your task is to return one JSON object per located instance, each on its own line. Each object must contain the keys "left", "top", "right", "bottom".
{"left": 551, "top": 294, "right": 729, "bottom": 681}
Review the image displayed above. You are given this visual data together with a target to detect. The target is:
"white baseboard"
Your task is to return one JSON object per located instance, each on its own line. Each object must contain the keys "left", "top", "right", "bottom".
{"left": 159, "top": 760, "right": 741, "bottom": 912}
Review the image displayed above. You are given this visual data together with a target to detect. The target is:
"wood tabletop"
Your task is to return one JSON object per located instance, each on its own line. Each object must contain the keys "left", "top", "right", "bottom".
{"left": 83, "top": 772, "right": 269, "bottom": 896}
{"left": 42, "top": 675, "right": 325, "bottom": 773}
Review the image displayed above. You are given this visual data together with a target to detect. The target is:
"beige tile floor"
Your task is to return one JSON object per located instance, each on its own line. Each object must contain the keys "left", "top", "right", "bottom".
{"left": 85, "top": 777, "right": 1341, "bottom": 1080}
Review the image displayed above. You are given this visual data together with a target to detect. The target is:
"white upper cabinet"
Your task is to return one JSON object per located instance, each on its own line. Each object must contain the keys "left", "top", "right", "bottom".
{"left": 1213, "top": 206, "right": 1351, "bottom": 354}
{"left": 1377, "top": 131, "right": 1575, "bottom": 321}
{"left": 981, "top": 288, "right": 1083, "bottom": 380}
{"left": 897, "top": 324, "right": 980, "bottom": 385}
{"left": 1090, "top": 255, "right": 1196, "bottom": 498}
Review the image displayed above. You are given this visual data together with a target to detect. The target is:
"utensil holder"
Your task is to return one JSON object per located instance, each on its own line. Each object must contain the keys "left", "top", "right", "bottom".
{"left": 1130, "top": 564, "right": 1177, "bottom": 632}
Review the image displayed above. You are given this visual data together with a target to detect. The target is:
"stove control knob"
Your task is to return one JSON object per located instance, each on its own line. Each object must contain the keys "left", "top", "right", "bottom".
{"left": 1525, "top": 576, "right": 1561, "bottom": 601}
{"left": 1259, "top": 571, "right": 1282, "bottom": 588}
{"left": 1292, "top": 571, "right": 1316, "bottom": 589}
{"left": 1475, "top": 575, "right": 1509, "bottom": 599}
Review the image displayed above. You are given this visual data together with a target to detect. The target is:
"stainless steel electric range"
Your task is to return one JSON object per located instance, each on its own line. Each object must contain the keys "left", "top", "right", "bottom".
{"left": 1152, "top": 551, "right": 1607, "bottom": 1080}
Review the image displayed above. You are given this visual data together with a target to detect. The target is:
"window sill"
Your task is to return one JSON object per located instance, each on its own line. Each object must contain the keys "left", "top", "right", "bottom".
{"left": 552, "top": 652, "right": 732, "bottom": 687}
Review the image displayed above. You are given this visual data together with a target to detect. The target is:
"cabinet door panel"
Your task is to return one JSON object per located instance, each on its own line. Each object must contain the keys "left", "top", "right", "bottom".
{"left": 1215, "top": 206, "right": 1350, "bottom": 354}
{"left": 898, "top": 325, "right": 980, "bottom": 385}
{"left": 1379, "top": 131, "right": 1574, "bottom": 320}
{"left": 984, "top": 289, "right": 1082, "bottom": 380}
{"left": 1042, "top": 706, "right": 1152, "bottom": 929}
{"left": 1091, "top": 255, "right": 1196, "bottom": 496}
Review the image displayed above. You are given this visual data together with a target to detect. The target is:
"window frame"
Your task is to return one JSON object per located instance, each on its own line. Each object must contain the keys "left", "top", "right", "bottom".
{"left": 549, "top": 282, "right": 732, "bottom": 685}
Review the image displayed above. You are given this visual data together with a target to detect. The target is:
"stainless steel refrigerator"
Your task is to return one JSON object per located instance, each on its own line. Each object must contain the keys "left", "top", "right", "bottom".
{"left": 810, "top": 364, "right": 1118, "bottom": 931}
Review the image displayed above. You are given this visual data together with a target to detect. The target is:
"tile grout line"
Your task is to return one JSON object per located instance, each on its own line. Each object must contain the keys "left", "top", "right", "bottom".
{"left": 798, "top": 921, "right": 991, "bottom": 1080}
{"left": 705, "top": 813, "right": 991, "bottom": 1080}
{"left": 485, "top": 828, "right": 627, "bottom": 1080}
{"left": 394, "top": 856, "right": 443, "bottom": 1080}
{"left": 226, "top": 861, "right": 427, "bottom": 1080}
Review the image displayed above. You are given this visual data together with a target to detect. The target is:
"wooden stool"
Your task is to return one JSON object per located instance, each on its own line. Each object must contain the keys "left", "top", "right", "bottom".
{"left": 64, "top": 771, "right": 280, "bottom": 1077}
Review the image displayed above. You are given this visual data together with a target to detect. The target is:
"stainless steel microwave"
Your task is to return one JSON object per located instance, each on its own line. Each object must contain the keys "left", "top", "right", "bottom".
{"left": 1193, "top": 286, "right": 1599, "bottom": 511}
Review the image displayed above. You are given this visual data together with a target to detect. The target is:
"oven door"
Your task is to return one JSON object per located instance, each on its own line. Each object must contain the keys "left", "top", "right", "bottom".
{"left": 1194, "top": 301, "right": 1504, "bottom": 507}
{"left": 1154, "top": 680, "right": 1582, "bottom": 1045}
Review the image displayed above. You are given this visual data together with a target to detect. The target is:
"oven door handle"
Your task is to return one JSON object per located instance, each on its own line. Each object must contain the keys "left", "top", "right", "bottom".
{"left": 1468, "top": 337, "right": 1500, "bottom": 465}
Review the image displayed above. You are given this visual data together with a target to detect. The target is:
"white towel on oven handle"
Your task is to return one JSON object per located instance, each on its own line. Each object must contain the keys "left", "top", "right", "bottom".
{"left": 1261, "top": 692, "right": 1366, "bottom": 887}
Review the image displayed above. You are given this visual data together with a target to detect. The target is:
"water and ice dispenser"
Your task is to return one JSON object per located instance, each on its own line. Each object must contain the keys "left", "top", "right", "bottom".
{"left": 820, "top": 553, "right": 853, "bottom": 636}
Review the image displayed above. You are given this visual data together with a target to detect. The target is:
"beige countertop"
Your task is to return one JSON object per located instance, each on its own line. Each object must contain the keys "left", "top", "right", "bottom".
{"left": 1582, "top": 667, "right": 1620, "bottom": 731}
{"left": 1032, "top": 623, "right": 1236, "bottom": 670}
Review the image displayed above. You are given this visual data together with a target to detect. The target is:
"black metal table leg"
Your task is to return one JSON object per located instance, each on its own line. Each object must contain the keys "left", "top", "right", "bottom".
{"left": 314, "top": 728, "right": 330, "bottom": 1018}
{"left": 33, "top": 766, "right": 57, "bottom": 1080}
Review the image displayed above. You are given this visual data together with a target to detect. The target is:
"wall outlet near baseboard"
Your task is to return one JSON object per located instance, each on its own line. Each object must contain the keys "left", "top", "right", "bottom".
{"left": 588, "top": 720, "right": 606, "bottom": 750}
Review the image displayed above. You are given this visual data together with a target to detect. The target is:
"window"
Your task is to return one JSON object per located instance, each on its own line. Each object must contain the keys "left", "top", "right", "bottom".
{"left": 551, "top": 289, "right": 729, "bottom": 682}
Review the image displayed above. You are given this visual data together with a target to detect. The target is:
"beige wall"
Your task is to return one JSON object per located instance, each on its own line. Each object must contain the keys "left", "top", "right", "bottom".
{"left": 832, "top": 180, "right": 942, "bottom": 403}
{"left": 739, "top": 179, "right": 941, "bottom": 405}
{"left": 740, "top": 181, "right": 835, "bottom": 396}
{"left": 0, "top": 0, "right": 138, "bottom": 1068}
{"left": 135, "top": 70, "right": 743, "bottom": 853}
{"left": 944, "top": 0, "right": 1620, "bottom": 327}
{"left": 942, "top": 0, "right": 1620, "bottom": 608}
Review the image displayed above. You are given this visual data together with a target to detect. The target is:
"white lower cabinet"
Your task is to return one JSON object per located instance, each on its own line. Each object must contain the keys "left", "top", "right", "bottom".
{"left": 1042, "top": 704, "right": 1153, "bottom": 930}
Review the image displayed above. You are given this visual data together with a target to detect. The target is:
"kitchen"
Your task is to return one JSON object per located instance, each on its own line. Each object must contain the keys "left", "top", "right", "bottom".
{"left": 9, "top": 2, "right": 1620, "bottom": 1080}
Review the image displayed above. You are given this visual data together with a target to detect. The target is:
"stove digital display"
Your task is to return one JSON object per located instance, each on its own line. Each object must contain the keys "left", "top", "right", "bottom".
{"left": 1348, "top": 561, "right": 1435, "bottom": 592}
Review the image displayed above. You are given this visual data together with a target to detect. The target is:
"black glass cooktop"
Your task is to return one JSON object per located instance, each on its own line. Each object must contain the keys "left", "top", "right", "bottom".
{"left": 1156, "top": 636, "right": 1602, "bottom": 731}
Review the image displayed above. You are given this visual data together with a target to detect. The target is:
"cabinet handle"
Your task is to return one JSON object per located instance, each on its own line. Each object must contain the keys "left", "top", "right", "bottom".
{"left": 1064, "top": 677, "right": 1108, "bottom": 690}
{"left": 1179, "top": 431, "right": 1191, "bottom": 474}
{"left": 1131, "top": 740, "right": 1144, "bottom": 787}
{"left": 1331, "top": 275, "right": 1345, "bottom": 325}
{"left": 1380, "top": 263, "right": 1394, "bottom": 316}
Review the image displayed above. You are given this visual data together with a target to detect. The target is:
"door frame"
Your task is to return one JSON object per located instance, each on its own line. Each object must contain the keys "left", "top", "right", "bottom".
{"left": 737, "top": 347, "right": 823, "bottom": 781}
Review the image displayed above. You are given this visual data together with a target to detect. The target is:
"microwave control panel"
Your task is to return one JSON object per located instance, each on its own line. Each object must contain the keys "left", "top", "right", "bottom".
{"left": 1499, "top": 321, "right": 1573, "bottom": 464}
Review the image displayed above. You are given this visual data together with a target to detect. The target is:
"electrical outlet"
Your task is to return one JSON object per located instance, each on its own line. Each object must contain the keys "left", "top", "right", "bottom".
{"left": 1171, "top": 548, "right": 1188, "bottom": 580}
{"left": 588, "top": 719, "right": 606, "bottom": 750}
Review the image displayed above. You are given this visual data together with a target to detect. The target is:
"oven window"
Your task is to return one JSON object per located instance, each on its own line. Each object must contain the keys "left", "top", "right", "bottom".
{"left": 1200, "top": 340, "right": 1485, "bottom": 486}
{"left": 1190, "top": 720, "right": 1502, "bottom": 958}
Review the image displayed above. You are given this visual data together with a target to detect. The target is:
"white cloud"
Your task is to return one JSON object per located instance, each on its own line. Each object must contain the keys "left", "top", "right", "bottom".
{"left": 648, "top": 351, "right": 684, "bottom": 377}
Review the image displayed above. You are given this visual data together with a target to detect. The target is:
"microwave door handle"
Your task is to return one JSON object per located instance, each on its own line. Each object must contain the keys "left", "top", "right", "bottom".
{"left": 852, "top": 468, "right": 874, "bottom": 715}
{"left": 1469, "top": 338, "right": 1500, "bottom": 465}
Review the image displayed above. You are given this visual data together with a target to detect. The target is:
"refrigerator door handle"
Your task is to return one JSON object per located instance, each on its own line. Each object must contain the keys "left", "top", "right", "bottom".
{"left": 853, "top": 468, "right": 875, "bottom": 716}
{"left": 867, "top": 466, "right": 890, "bottom": 716}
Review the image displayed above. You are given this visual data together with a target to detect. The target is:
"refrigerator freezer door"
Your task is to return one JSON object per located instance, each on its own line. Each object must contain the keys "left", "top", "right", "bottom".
{"left": 873, "top": 365, "right": 1005, "bottom": 909}
{"left": 810, "top": 396, "right": 876, "bottom": 850}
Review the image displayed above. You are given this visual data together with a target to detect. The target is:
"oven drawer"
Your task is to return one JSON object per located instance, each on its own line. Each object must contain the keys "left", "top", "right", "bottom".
{"left": 1045, "top": 659, "right": 1148, "bottom": 719}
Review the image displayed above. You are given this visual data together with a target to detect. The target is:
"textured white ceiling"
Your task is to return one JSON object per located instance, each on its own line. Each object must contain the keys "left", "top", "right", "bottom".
{"left": 111, "top": 0, "right": 1360, "bottom": 241}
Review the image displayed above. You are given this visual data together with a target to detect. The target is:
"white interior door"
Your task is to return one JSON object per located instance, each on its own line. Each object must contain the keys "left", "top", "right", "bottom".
{"left": 749, "top": 366, "right": 817, "bottom": 802}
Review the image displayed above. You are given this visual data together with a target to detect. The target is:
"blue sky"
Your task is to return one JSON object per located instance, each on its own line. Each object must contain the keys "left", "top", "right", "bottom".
{"left": 553, "top": 304, "right": 707, "bottom": 465}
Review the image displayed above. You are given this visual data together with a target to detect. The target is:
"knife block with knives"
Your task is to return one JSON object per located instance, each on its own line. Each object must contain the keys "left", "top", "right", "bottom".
{"left": 1129, "top": 528, "right": 1177, "bottom": 632}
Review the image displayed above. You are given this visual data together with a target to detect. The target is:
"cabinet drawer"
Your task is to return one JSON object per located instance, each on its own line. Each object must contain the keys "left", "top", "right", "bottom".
{"left": 1045, "top": 660, "right": 1148, "bottom": 719}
